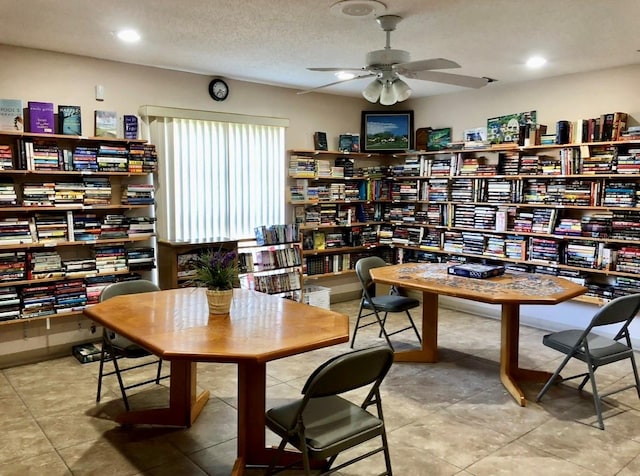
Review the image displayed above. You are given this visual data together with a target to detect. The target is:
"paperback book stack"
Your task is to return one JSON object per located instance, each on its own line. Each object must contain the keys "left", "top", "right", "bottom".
{"left": 127, "top": 216, "right": 156, "bottom": 237}
{"left": 54, "top": 279, "right": 87, "bottom": 313}
{"left": 54, "top": 182, "right": 85, "bottom": 207}
{"left": 99, "top": 214, "right": 128, "bottom": 239}
{"left": 126, "top": 247, "right": 155, "bottom": 270}
{"left": 62, "top": 257, "right": 97, "bottom": 277}
{"left": 94, "top": 244, "right": 127, "bottom": 273}
{"left": 0, "top": 182, "right": 18, "bottom": 206}
{"left": 85, "top": 275, "right": 117, "bottom": 305}
{"left": 0, "top": 145, "right": 14, "bottom": 169}
{"left": 83, "top": 177, "right": 111, "bottom": 205}
{"left": 128, "top": 143, "right": 145, "bottom": 172}
{"left": 31, "top": 141, "right": 61, "bottom": 171}
{"left": 0, "top": 252, "right": 27, "bottom": 282}
{"left": 121, "top": 184, "right": 155, "bottom": 205}
{"left": 611, "top": 211, "right": 640, "bottom": 241}
{"left": 0, "top": 287, "right": 20, "bottom": 321}
{"left": 27, "top": 251, "right": 64, "bottom": 279}
{"left": 0, "top": 218, "right": 34, "bottom": 245}
{"left": 615, "top": 247, "right": 640, "bottom": 275}
{"left": 72, "top": 146, "right": 98, "bottom": 171}
{"left": 22, "top": 182, "right": 56, "bottom": 206}
{"left": 142, "top": 144, "right": 158, "bottom": 173}
{"left": 602, "top": 182, "right": 637, "bottom": 207}
{"left": 96, "top": 144, "right": 128, "bottom": 172}
{"left": 21, "top": 284, "right": 56, "bottom": 318}
{"left": 34, "top": 214, "right": 68, "bottom": 242}
{"left": 72, "top": 213, "right": 102, "bottom": 241}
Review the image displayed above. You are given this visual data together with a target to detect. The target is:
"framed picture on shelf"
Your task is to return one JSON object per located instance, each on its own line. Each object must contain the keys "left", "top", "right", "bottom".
{"left": 361, "top": 110, "right": 414, "bottom": 153}
{"left": 487, "top": 110, "right": 537, "bottom": 144}
{"left": 427, "top": 127, "right": 452, "bottom": 151}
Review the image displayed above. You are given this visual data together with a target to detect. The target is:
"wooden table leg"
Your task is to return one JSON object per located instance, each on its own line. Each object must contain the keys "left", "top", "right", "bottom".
{"left": 500, "top": 304, "right": 553, "bottom": 407}
{"left": 394, "top": 291, "right": 438, "bottom": 363}
{"left": 115, "top": 360, "right": 209, "bottom": 427}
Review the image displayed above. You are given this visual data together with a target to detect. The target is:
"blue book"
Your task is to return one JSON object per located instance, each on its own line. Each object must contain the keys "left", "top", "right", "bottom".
{"left": 123, "top": 115, "right": 138, "bottom": 139}
{"left": 58, "top": 105, "right": 82, "bottom": 135}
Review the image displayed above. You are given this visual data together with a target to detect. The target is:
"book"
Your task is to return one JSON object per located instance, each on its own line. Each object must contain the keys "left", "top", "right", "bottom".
{"left": 28, "top": 101, "right": 55, "bottom": 133}
{"left": 338, "top": 134, "right": 353, "bottom": 152}
{"left": 94, "top": 110, "right": 117, "bottom": 138}
{"left": 0, "top": 99, "right": 24, "bottom": 132}
{"left": 58, "top": 105, "right": 82, "bottom": 135}
{"left": 313, "top": 131, "right": 328, "bottom": 151}
{"left": 447, "top": 263, "right": 506, "bottom": 279}
{"left": 123, "top": 114, "right": 138, "bottom": 139}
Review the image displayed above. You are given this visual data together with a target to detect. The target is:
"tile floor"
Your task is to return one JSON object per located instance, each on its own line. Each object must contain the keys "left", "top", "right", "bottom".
{"left": 2, "top": 300, "right": 640, "bottom": 475}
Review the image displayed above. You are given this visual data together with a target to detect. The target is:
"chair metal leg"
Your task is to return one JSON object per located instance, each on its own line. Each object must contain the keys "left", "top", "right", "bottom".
{"left": 629, "top": 354, "right": 640, "bottom": 399}
{"left": 378, "top": 312, "right": 388, "bottom": 338}
{"left": 96, "top": 335, "right": 107, "bottom": 403}
{"left": 371, "top": 307, "right": 394, "bottom": 351}
{"left": 111, "top": 355, "right": 131, "bottom": 411}
{"left": 380, "top": 427, "right": 393, "bottom": 476}
{"left": 584, "top": 354, "right": 605, "bottom": 430}
{"left": 265, "top": 437, "right": 289, "bottom": 475}
{"left": 350, "top": 302, "right": 366, "bottom": 348}
{"left": 536, "top": 352, "right": 573, "bottom": 402}
{"left": 405, "top": 310, "right": 422, "bottom": 343}
{"left": 155, "top": 359, "right": 163, "bottom": 384}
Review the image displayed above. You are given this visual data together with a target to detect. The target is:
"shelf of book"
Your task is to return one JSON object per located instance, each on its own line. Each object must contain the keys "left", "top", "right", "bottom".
{"left": 289, "top": 139, "right": 640, "bottom": 302}
{"left": 238, "top": 225, "right": 303, "bottom": 302}
{"left": 0, "top": 131, "right": 158, "bottom": 325}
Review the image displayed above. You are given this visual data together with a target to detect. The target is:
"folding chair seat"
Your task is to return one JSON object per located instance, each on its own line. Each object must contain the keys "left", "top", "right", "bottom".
{"left": 265, "top": 346, "right": 394, "bottom": 475}
{"left": 536, "top": 293, "right": 640, "bottom": 429}
{"left": 351, "top": 256, "right": 421, "bottom": 351}
{"left": 95, "top": 279, "right": 169, "bottom": 411}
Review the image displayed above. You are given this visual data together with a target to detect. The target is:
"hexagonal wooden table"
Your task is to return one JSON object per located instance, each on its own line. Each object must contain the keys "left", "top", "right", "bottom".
{"left": 369, "top": 262, "right": 587, "bottom": 406}
{"left": 84, "top": 287, "right": 349, "bottom": 475}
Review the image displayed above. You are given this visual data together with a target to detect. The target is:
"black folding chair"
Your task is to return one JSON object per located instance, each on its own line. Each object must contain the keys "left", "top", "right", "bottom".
{"left": 536, "top": 293, "right": 640, "bottom": 429}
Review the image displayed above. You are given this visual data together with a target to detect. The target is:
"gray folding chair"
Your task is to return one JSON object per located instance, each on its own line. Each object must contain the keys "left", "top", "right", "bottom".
{"left": 96, "top": 279, "right": 169, "bottom": 411}
{"left": 536, "top": 293, "right": 640, "bottom": 429}
{"left": 351, "top": 256, "right": 421, "bottom": 351}
{"left": 265, "top": 346, "right": 394, "bottom": 475}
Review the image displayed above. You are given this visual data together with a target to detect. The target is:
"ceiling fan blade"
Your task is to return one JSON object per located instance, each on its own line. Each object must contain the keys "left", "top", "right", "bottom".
{"left": 307, "top": 67, "right": 365, "bottom": 72}
{"left": 395, "top": 58, "right": 461, "bottom": 74}
{"left": 402, "top": 70, "right": 489, "bottom": 89}
{"left": 297, "top": 74, "right": 375, "bottom": 95}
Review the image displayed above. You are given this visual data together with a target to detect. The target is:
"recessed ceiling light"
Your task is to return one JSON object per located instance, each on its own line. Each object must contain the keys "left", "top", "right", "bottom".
{"left": 330, "top": 0, "right": 386, "bottom": 18}
{"left": 335, "top": 71, "right": 356, "bottom": 80}
{"left": 116, "top": 29, "right": 141, "bottom": 43}
{"left": 526, "top": 56, "right": 546, "bottom": 68}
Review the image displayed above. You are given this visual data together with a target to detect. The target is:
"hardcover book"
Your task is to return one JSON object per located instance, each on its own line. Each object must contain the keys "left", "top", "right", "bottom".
{"left": 58, "top": 105, "right": 82, "bottom": 135}
{"left": 28, "top": 101, "right": 55, "bottom": 133}
{"left": 0, "top": 99, "right": 24, "bottom": 132}
{"left": 447, "top": 263, "right": 505, "bottom": 279}
{"left": 123, "top": 114, "right": 138, "bottom": 139}
{"left": 313, "top": 131, "right": 328, "bottom": 151}
{"left": 94, "top": 110, "right": 117, "bottom": 138}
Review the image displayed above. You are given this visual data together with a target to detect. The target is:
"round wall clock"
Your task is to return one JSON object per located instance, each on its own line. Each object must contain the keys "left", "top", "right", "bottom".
{"left": 208, "top": 78, "right": 229, "bottom": 101}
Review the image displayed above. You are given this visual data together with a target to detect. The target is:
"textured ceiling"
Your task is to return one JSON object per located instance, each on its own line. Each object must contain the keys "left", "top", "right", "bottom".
{"left": 1, "top": 0, "right": 639, "bottom": 98}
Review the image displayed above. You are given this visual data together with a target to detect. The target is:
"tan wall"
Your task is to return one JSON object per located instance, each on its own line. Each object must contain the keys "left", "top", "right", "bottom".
{"left": 407, "top": 63, "right": 640, "bottom": 137}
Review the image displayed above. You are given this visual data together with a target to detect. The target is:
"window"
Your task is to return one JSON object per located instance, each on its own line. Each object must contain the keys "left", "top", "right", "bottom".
{"left": 142, "top": 107, "right": 288, "bottom": 241}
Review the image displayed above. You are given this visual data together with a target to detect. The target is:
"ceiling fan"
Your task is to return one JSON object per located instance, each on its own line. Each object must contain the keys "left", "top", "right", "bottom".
{"left": 299, "top": 15, "right": 491, "bottom": 105}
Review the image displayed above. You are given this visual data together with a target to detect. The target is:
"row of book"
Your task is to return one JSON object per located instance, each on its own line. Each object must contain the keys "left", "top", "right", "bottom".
{"left": 240, "top": 270, "right": 301, "bottom": 295}
{"left": 0, "top": 99, "right": 141, "bottom": 139}
{"left": 1, "top": 140, "right": 157, "bottom": 172}
{"left": 0, "top": 214, "right": 155, "bottom": 246}
{"left": 0, "top": 247, "right": 155, "bottom": 283}
{"left": 238, "top": 246, "right": 301, "bottom": 273}
{"left": 0, "top": 179, "right": 155, "bottom": 207}
{"left": 0, "top": 273, "right": 144, "bottom": 322}
{"left": 254, "top": 224, "right": 299, "bottom": 245}
{"left": 290, "top": 175, "right": 639, "bottom": 209}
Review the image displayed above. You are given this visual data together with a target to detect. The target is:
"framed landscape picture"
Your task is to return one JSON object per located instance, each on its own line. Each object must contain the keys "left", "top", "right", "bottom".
{"left": 427, "top": 127, "right": 452, "bottom": 151}
{"left": 361, "top": 110, "right": 414, "bottom": 153}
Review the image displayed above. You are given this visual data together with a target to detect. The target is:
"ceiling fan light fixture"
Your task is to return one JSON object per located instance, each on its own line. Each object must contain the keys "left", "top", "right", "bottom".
{"left": 362, "top": 79, "right": 383, "bottom": 102}
{"left": 330, "top": 0, "right": 387, "bottom": 19}
{"left": 391, "top": 78, "right": 411, "bottom": 102}
{"left": 379, "top": 81, "right": 396, "bottom": 105}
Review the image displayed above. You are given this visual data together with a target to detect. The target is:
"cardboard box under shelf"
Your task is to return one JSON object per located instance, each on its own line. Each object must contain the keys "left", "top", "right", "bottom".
{"left": 303, "top": 285, "right": 331, "bottom": 310}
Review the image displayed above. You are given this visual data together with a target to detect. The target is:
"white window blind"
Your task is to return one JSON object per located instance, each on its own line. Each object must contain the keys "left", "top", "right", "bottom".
{"left": 142, "top": 108, "right": 287, "bottom": 241}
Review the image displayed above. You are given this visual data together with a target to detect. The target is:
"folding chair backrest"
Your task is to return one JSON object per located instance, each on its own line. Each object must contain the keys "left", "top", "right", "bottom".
{"left": 355, "top": 256, "right": 387, "bottom": 298}
{"left": 589, "top": 293, "right": 640, "bottom": 330}
{"left": 100, "top": 280, "right": 160, "bottom": 302}
{"left": 301, "top": 346, "right": 394, "bottom": 398}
